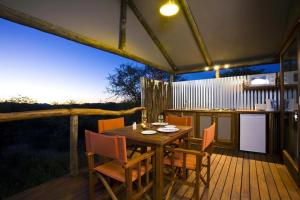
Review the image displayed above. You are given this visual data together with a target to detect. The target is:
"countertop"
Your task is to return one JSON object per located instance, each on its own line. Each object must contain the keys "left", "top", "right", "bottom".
{"left": 165, "top": 109, "right": 281, "bottom": 114}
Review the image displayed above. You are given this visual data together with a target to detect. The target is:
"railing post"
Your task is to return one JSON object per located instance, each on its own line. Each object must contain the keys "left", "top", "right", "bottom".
{"left": 70, "top": 115, "right": 79, "bottom": 176}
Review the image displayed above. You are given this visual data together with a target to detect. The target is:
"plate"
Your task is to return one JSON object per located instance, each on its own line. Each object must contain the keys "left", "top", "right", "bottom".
{"left": 157, "top": 127, "right": 180, "bottom": 133}
{"left": 151, "top": 122, "right": 168, "bottom": 126}
{"left": 165, "top": 125, "right": 176, "bottom": 128}
{"left": 141, "top": 130, "right": 157, "bottom": 135}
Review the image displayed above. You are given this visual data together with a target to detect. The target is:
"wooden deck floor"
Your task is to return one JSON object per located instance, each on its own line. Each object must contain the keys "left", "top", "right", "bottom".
{"left": 6, "top": 148, "right": 300, "bottom": 200}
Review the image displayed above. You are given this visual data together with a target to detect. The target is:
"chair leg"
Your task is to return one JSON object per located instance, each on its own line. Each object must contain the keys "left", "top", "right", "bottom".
{"left": 96, "top": 173, "right": 118, "bottom": 200}
{"left": 207, "top": 155, "right": 211, "bottom": 188}
{"left": 88, "top": 171, "right": 95, "bottom": 200}
{"left": 165, "top": 168, "right": 179, "bottom": 200}
{"left": 194, "top": 169, "right": 200, "bottom": 200}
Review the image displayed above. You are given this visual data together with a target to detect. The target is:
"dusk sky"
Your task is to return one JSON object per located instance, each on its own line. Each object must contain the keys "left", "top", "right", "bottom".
{"left": 0, "top": 19, "right": 279, "bottom": 104}
{"left": 0, "top": 19, "right": 143, "bottom": 103}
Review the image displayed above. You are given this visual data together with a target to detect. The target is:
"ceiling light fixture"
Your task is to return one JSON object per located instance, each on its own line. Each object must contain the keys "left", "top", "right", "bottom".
{"left": 214, "top": 65, "right": 220, "bottom": 70}
{"left": 204, "top": 67, "right": 210, "bottom": 71}
{"left": 160, "top": 0, "right": 179, "bottom": 16}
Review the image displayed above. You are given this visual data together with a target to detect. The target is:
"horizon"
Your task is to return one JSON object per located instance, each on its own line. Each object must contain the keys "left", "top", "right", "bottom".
{"left": 0, "top": 19, "right": 144, "bottom": 104}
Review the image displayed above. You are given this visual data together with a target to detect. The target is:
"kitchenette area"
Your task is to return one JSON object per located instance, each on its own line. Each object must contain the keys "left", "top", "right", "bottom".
{"left": 165, "top": 108, "right": 280, "bottom": 154}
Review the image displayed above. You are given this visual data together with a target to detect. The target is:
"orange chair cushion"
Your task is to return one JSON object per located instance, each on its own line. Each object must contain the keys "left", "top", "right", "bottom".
{"left": 94, "top": 160, "right": 152, "bottom": 183}
{"left": 164, "top": 152, "right": 207, "bottom": 170}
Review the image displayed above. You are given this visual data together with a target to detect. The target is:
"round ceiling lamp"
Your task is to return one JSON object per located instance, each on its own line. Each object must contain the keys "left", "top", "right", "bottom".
{"left": 160, "top": 0, "right": 179, "bottom": 16}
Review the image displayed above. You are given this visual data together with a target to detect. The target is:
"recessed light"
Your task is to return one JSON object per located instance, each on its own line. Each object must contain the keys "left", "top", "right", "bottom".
{"left": 214, "top": 65, "right": 220, "bottom": 70}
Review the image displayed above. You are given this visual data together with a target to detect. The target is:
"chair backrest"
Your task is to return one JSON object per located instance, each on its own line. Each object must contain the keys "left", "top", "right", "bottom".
{"left": 201, "top": 122, "right": 216, "bottom": 151}
{"left": 165, "top": 115, "right": 192, "bottom": 126}
{"left": 98, "top": 117, "right": 125, "bottom": 134}
{"left": 85, "top": 130, "right": 127, "bottom": 164}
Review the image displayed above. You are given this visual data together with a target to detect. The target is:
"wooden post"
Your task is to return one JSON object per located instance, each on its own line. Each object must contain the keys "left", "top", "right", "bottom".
{"left": 168, "top": 74, "right": 174, "bottom": 109}
{"left": 70, "top": 115, "right": 79, "bottom": 176}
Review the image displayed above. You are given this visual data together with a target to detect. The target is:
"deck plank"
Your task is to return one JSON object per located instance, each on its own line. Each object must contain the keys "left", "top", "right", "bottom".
{"left": 272, "top": 156, "right": 300, "bottom": 200}
{"left": 255, "top": 153, "right": 270, "bottom": 200}
{"left": 249, "top": 153, "right": 260, "bottom": 200}
{"left": 241, "top": 152, "right": 250, "bottom": 200}
{"left": 220, "top": 151, "right": 238, "bottom": 200}
{"left": 200, "top": 149, "right": 229, "bottom": 199}
{"left": 259, "top": 154, "right": 280, "bottom": 200}
{"left": 266, "top": 155, "right": 291, "bottom": 200}
{"left": 6, "top": 149, "right": 300, "bottom": 200}
{"left": 230, "top": 152, "right": 243, "bottom": 200}
{"left": 210, "top": 151, "right": 233, "bottom": 200}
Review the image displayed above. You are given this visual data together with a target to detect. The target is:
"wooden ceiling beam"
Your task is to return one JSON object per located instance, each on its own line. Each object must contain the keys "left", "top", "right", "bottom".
{"left": 118, "top": 0, "right": 127, "bottom": 49}
{"left": 128, "top": 0, "right": 176, "bottom": 71}
{"left": 0, "top": 3, "right": 172, "bottom": 73}
{"left": 175, "top": 56, "right": 278, "bottom": 74}
{"left": 178, "top": 0, "right": 213, "bottom": 66}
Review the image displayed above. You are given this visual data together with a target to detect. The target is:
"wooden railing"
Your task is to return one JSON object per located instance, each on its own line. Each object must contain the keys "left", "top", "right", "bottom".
{"left": 0, "top": 107, "right": 145, "bottom": 176}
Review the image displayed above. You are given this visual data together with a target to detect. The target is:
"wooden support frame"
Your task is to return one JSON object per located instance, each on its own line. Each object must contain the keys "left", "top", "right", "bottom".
{"left": 0, "top": 3, "right": 172, "bottom": 73}
{"left": 178, "top": 0, "right": 212, "bottom": 67}
{"left": 119, "top": 0, "right": 127, "bottom": 49}
{"left": 128, "top": 0, "right": 176, "bottom": 71}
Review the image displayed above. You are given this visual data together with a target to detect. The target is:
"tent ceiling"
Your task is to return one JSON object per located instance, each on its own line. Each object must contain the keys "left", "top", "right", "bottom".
{"left": 0, "top": 0, "right": 299, "bottom": 74}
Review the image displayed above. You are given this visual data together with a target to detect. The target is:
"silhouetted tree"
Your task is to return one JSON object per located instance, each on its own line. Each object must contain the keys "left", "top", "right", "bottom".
{"left": 106, "top": 64, "right": 184, "bottom": 103}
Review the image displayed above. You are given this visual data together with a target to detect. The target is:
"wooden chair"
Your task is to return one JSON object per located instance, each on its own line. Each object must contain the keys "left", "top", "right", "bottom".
{"left": 164, "top": 122, "right": 216, "bottom": 200}
{"left": 165, "top": 115, "right": 193, "bottom": 146}
{"left": 165, "top": 115, "right": 193, "bottom": 127}
{"left": 98, "top": 117, "right": 125, "bottom": 134}
{"left": 85, "top": 130, "right": 155, "bottom": 200}
{"left": 98, "top": 117, "right": 140, "bottom": 157}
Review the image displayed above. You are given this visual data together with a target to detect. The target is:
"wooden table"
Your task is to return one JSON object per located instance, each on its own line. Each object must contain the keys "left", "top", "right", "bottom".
{"left": 105, "top": 125, "right": 192, "bottom": 200}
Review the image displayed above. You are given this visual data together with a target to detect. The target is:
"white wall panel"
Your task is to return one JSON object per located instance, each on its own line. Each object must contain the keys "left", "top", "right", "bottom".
{"left": 172, "top": 74, "right": 291, "bottom": 110}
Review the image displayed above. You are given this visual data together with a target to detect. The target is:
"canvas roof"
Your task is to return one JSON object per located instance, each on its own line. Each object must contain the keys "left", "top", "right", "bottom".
{"left": 0, "top": 0, "right": 299, "bottom": 74}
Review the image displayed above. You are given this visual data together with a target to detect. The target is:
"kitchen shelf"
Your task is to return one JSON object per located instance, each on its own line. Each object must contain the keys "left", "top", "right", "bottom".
{"left": 243, "top": 84, "right": 297, "bottom": 90}
{"left": 243, "top": 85, "right": 278, "bottom": 90}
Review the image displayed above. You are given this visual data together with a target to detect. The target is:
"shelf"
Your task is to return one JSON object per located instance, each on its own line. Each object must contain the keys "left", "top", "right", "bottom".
{"left": 243, "top": 84, "right": 297, "bottom": 90}
{"left": 243, "top": 85, "right": 278, "bottom": 90}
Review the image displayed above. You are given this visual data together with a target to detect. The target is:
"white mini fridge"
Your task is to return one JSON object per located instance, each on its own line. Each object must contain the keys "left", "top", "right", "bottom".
{"left": 240, "top": 114, "right": 266, "bottom": 153}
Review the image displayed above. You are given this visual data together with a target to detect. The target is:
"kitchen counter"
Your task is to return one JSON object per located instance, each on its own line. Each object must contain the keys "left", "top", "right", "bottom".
{"left": 165, "top": 109, "right": 280, "bottom": 153}
{"left": 166, "top": 109, "right": 280, "bottom": 114}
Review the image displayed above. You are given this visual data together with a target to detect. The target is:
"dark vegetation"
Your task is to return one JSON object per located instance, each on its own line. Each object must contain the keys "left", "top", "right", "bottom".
{"left": 0, "top": 64, "right": 182, "bottom": 198}
{"left": 106, "top": 64, "right": 184, "bottom": 103}
{"left": 0, "top": 101, "right": 140, "bottom": 198}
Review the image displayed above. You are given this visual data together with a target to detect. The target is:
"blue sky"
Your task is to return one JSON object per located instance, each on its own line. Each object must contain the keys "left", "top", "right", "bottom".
{"left": 0, "top": 19, "right": 279, "bottom": 103}
{"left": 0, "top": 19, "right": 143, "bottom": 103}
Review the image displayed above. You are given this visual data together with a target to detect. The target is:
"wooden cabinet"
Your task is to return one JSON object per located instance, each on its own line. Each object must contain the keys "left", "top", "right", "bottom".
{"left": 197, "top": 112, "right": 236, "bottom": 148}
{"left": 165, "top": 110, "right": 237, "bottom": 149}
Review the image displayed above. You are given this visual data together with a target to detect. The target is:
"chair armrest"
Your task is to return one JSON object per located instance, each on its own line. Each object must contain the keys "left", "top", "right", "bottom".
{"left": 173, "top": 148, "right": 207, "bottom": 157}
{"left": 123, "top": 150, "right": 155, "bottom": 169}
